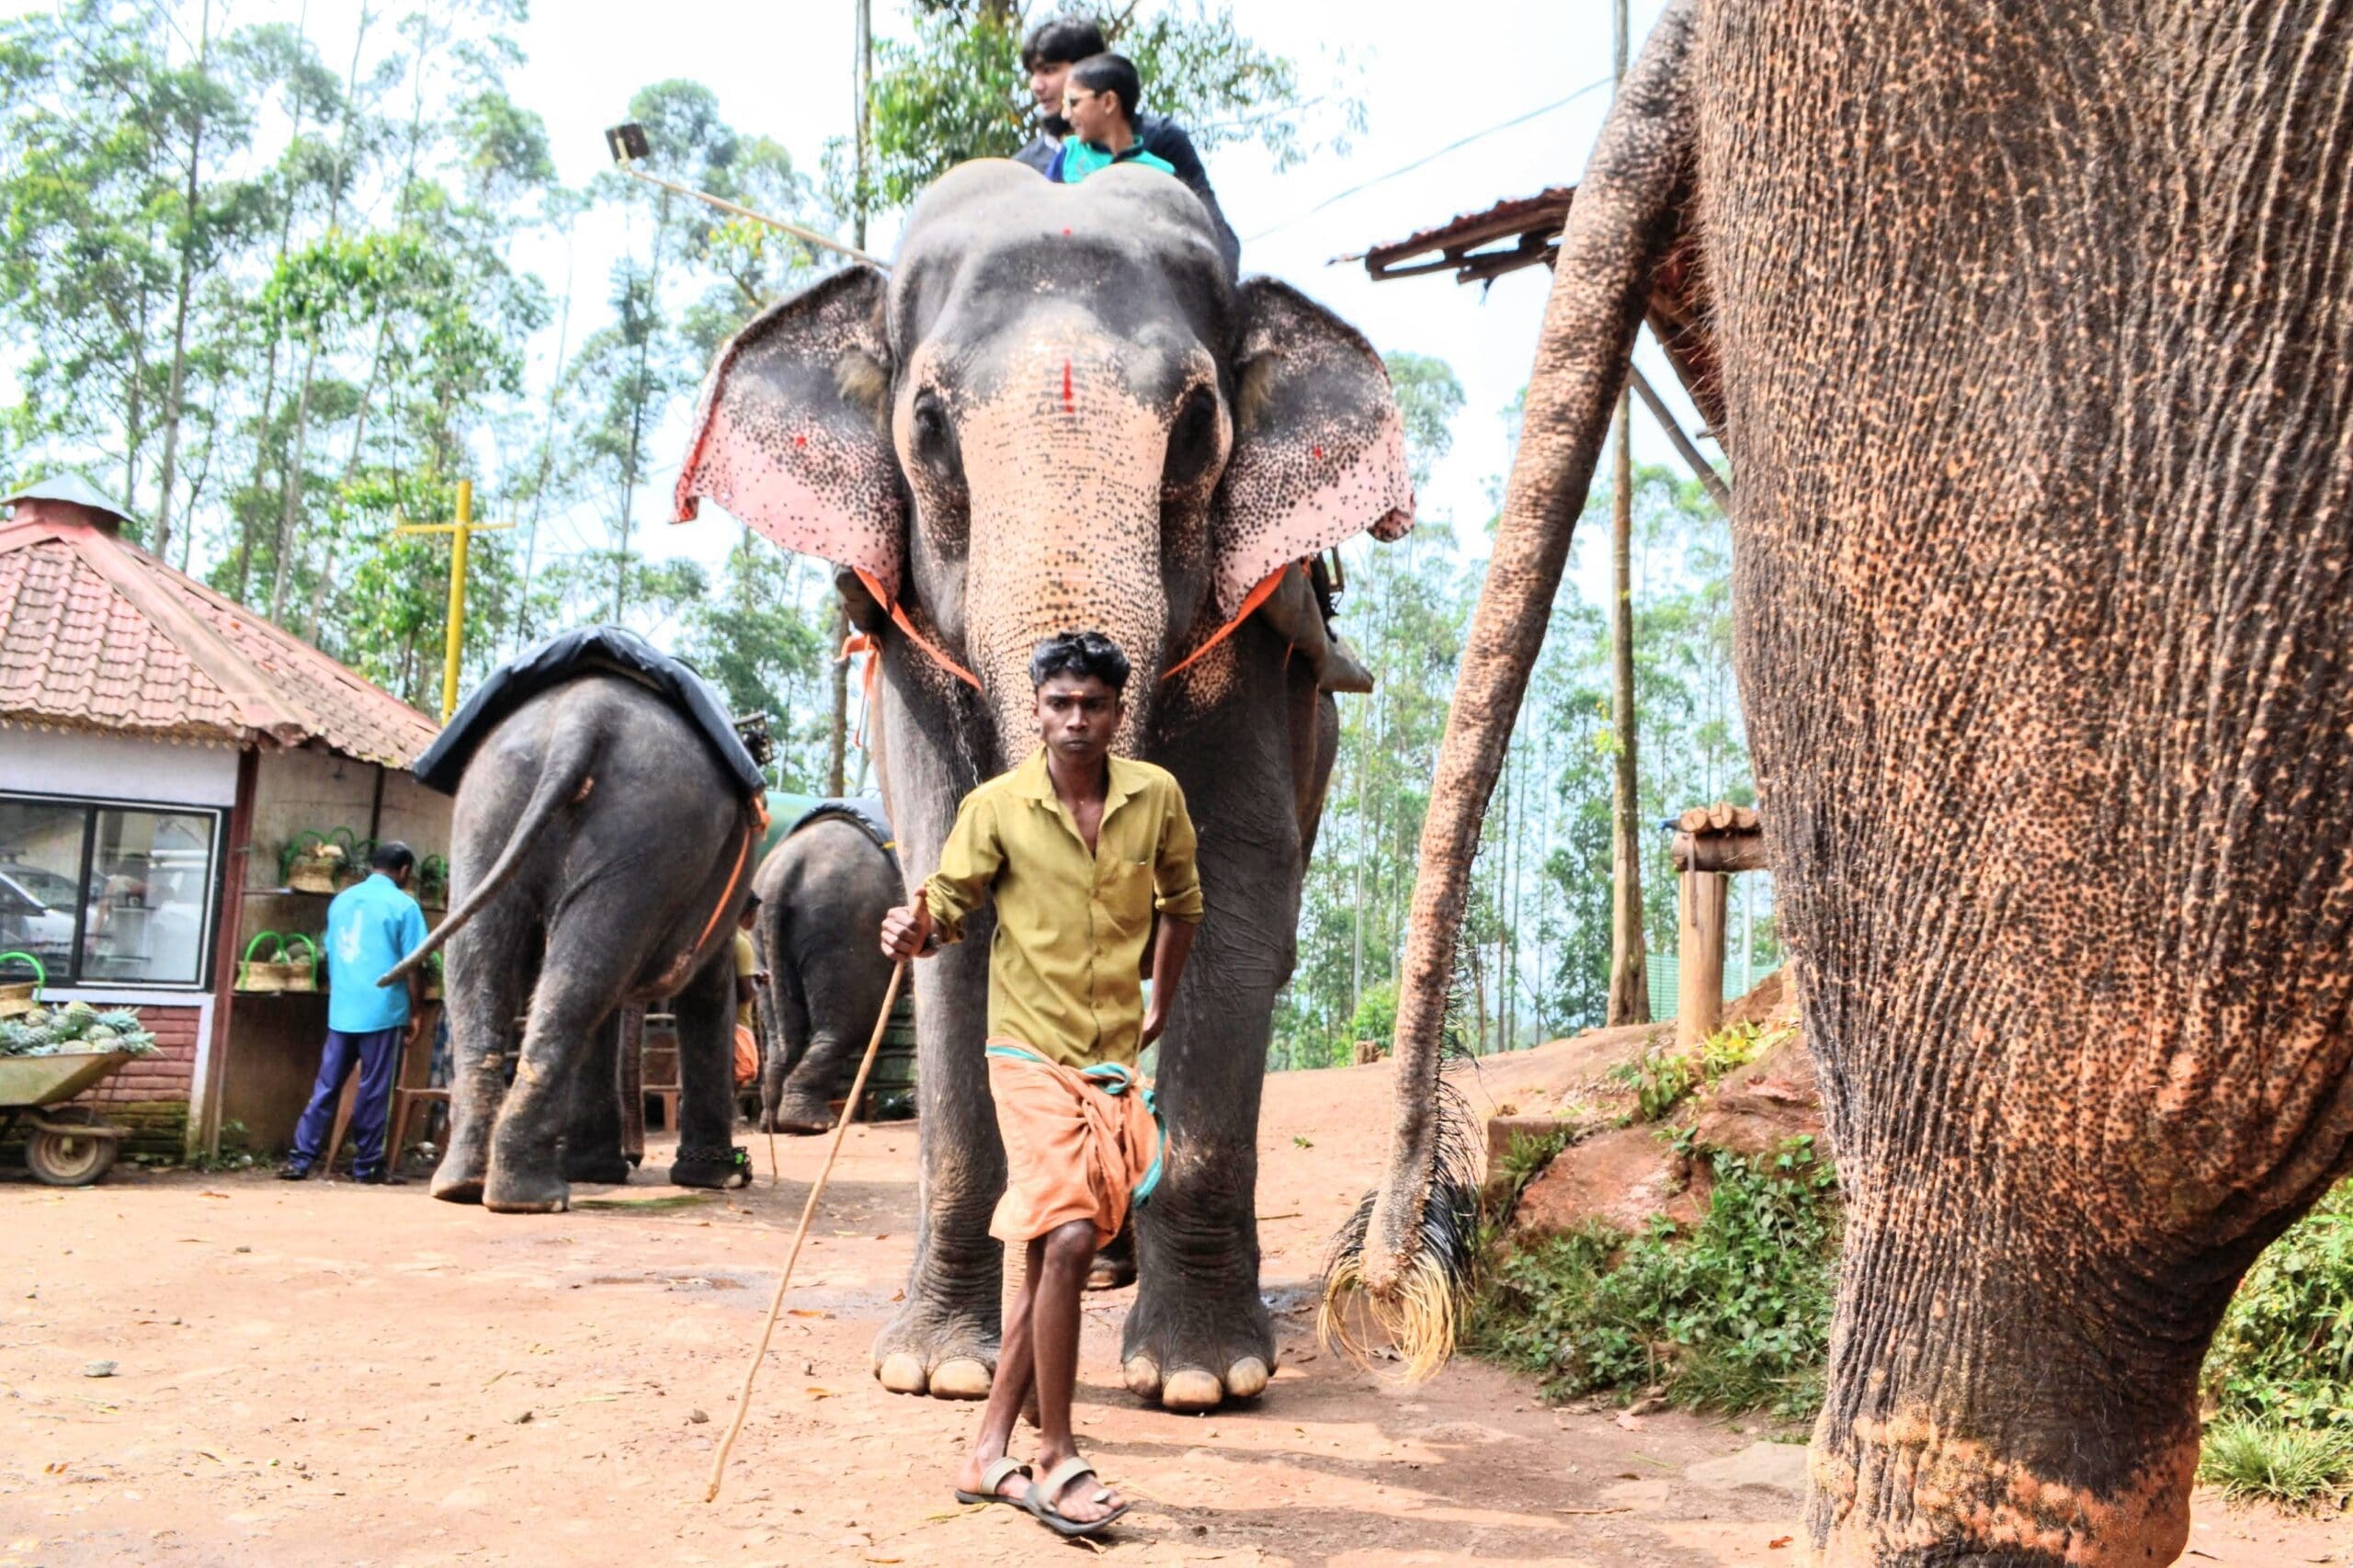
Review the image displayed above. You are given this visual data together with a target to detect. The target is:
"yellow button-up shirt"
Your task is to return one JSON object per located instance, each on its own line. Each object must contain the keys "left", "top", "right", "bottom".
{"left": 922, "top": 748, "right": 1204, "bottom": 1070}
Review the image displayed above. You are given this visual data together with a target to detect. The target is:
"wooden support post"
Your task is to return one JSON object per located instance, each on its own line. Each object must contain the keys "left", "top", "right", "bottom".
{"left": 1677, "top": 868, "right": 1730, "bottom": 1051}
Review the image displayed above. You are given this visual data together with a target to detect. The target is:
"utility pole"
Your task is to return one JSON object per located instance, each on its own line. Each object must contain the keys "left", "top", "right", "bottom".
{"left": 825, "top": 0, "right": 875, "bottom": 797}
{"left": 1605, "top": 0, "right": 1650, "bottom": 1027}
{"left": 395, "top": 479, "right": 516, "bottom": 722}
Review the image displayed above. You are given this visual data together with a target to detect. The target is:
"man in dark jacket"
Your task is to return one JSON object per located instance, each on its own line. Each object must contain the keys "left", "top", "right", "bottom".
{"left": 1012, "top": 16, "right": 1242, "bottom": 274}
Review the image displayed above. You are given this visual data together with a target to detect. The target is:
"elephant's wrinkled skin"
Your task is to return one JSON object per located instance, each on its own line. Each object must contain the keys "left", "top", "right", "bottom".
{"left": 1358, "top": 2, "right": 2353, "bottom": 1563}
{"left": 752, "top": 815, "right": 899, "bottom": 1135}
{"left": 677, "top": 161, "right": 1412, "bottom": 1409}
{"left": 391, "top": 676, "right": 760, "bottom": 1212}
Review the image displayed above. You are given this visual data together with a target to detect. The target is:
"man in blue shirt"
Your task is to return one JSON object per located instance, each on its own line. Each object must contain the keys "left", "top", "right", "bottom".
{"left": 279, "top": 841, "right": 430, "bottom": 1184}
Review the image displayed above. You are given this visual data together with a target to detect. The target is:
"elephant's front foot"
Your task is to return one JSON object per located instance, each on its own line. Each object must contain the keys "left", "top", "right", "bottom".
{"left": 870, "top": 1290, "right": 998, "bottom": 1400}
{"left": 563, "top": 1146, "right": 632, "bottom": 1186}
{"left": 770, "top": 1095, "right": 837, "bottom": 1136}
{"left": 1120, "top": 1263, "right": 1277, "bottom": 1412}
{"left": 430, "top": 1133, "right": 489, "bottom": 1204}
{"left": 668, "top": 1143, "right": 753, "bottom": 1189}
{"left": 482, "top": 1154, "right": 570, "bottom": 1214}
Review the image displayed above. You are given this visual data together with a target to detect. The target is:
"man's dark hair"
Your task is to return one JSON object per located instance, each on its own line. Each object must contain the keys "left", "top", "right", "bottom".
{"left": 1068, "top": 52, "right": 1142, "bottom": 123}
{"left": 1021, "top": 15, "right": 1108, "bottom": 72}
{"left": 1030, "top": 631, "right": 1131, "bottom": 692}
{"left": 371, "top": 840, "right": 416, "bottom": 876}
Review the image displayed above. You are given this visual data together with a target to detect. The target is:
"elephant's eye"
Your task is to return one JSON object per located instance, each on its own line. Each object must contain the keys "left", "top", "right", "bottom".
{"left": 909, "top": 388, "right": 960, "bottom": 481}
{"left": 1164, "top": 385, "right": 1222, "bottom": 490}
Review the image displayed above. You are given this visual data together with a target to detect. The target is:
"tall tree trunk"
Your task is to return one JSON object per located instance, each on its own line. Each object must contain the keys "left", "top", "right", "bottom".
{"left": 1606, "top": 399, "right": 1650, "bottom": 1024}
{"left": 517, "top": 214, "right": 578, "bottom": 653}
{"left": 150, "top": 0, "right": 213, "bottom": 568}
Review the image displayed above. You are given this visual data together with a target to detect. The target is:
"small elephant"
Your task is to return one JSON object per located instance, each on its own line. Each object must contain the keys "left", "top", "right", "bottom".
{"left": 387, "top": 674, "right": 760, "bottom": 1212}
{"left": 753, "top": 806, "right": 901, "bottom": 1135}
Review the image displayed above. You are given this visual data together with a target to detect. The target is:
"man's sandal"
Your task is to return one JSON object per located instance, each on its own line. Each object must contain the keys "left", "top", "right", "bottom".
{"left": 1025, "top": 1455, "right": 1131, "bottom": 1537}
{"left": 952, "top": 1456, "right": 1031, "bottom": 1509}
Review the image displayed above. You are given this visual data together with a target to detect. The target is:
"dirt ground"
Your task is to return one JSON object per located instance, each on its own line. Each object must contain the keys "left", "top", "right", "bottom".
{"left": 3, "top": 1049, "right": 2343, "bottom": 1567}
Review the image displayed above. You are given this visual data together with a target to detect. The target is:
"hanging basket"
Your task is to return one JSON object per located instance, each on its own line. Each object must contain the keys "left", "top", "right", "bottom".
{"left": 335, "top": 832, "right": 372, "bottom": 889}
{"left": 236, "top": 931, "right": 289, "bottom": 994}
{"left": 282, "top": 831, "right": 347, "bottom": 894}
{"left": 278, "top": 933, "right": 322, "bottom": 994}
{"left": 0, "top": 950, "right": 46, "bottom": 1019}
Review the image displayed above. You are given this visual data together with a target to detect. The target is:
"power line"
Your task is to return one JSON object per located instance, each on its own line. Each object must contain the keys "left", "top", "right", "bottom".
{"left": 1243, "top": 74, "right": 1614, "bottom": 245}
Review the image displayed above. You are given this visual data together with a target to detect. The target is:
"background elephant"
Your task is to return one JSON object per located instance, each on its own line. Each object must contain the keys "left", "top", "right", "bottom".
{"left": 388, "top": 674, "right": 761, "bottom": 1212}
{"left": 753, "top": 806, "right": 900, "bottom": 1135}
{"left": 676, "top": 160, "right": 1413, "bottom": 1410}
{"left": 1349, "top": 3, "right": 2353, "bottom": 1564}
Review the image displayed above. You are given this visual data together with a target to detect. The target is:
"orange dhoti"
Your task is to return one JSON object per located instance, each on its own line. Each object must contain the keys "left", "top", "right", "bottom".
{"left": 985, "top": 1041, "right": 1163, "bottom": 1248}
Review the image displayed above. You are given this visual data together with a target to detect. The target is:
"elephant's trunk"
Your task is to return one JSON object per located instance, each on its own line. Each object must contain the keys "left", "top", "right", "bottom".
{"left": 955, "top": 334, "right": 1176, "bottom": 756}
{"left": 1321, "top": 0, "right": 1703, "bottom": 1373}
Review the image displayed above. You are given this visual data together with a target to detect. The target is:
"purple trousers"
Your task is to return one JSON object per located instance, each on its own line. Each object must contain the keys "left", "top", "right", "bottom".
{"left": 290, "top": 1026, "right": 404, "bottom": 1176}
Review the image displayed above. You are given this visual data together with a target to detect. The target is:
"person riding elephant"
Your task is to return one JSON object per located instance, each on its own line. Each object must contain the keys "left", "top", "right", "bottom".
{"left": 752, "top": 800, "right": 902, "bottom": 1135}
{"left": 675, "top": 159, "right": 1414, "bottom": 1410}
{"left": 390, "top": 630, "right": 763, "bottom": 1211}
{"left": 1340, "top": 4, "right": 2353, "bottom": 1564}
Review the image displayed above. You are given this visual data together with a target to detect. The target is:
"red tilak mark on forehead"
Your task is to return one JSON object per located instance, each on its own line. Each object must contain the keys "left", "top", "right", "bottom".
{"left": 1063, "top": 360, "right": 1074, "bottom": 414}
{"left": 794, "top": 434, "right": 808, "bottom": 448}
{"left": 1313, "top": 446, "right": 1324, "bottom": 460}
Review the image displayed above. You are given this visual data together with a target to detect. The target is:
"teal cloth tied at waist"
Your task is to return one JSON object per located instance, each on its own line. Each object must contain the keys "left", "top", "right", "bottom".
{"left": 984, "top": 1043, "right": 1165, "bottom": 1209}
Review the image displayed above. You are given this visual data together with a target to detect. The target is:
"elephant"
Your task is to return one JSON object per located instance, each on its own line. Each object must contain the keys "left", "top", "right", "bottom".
{"left": 752, "top": 807, "right": 901, "bottom": 1135}
{"left": 675, "top": 159, "right": 1413, "bottom": 1410}
{"left": 386, "top": 673, "right": 762, "bottom": 1212}
{"left": 1344, "top": 3, "right": 2353, "bottom": 1563}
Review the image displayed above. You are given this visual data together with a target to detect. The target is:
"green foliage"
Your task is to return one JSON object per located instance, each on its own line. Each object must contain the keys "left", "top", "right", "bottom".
{"left": 1469, "top": 1136, "right": 1838, "bottom": 1420}
{"left": 2191, "top": 1179, "right": 2353, "bottom": 1503}
{"left": 2197, "top": 1420, "right": 2353, "bottom": 1511}
{"left": 1493, "top": 1129, "right": 1569, "bottom": 1201}
{"left": 1610, "top": 1020, "right": 1786, "bottom": 1124}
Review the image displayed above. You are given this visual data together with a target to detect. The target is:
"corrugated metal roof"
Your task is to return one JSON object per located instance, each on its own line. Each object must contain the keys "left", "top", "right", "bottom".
{"left": 0, "top": 512, "right": 439, "bottom": 767}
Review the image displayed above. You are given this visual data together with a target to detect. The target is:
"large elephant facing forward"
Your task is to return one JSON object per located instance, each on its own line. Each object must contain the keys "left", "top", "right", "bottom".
{"left": 1350, "top": 3, "right": 2353, "bottom": 1564}
{"left": 676, "top": 160, "right": 1412, "bottom": 1410}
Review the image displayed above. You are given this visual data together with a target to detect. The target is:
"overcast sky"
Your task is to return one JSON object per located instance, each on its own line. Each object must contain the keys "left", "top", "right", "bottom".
{"left": 14, "top": 0, "right": 1703, "bottom": 605}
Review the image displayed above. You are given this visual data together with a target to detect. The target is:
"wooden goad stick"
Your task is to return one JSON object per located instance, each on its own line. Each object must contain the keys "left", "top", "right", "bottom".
{"left": 703, "top": 956, "right": 908, "bottom": 1504}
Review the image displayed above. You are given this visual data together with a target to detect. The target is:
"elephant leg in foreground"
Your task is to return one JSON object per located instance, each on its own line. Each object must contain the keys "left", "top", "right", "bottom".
{"left": 666, "top": 951, "right": 749, "bottom": 1190}
{"left": 1119, "top": 923, "right": 1278, "bottom": 1412}
{"left": 431, "top": 904, "right": 535, "bottom": 1205}
{"left": 562, "top": 1011, "right": 631, "bottom": 1186}
{"left": 870, "top": 926, "right": 1004, "bottom": 1401}
{"left": 485, "top": 895, "right": 665, "bottom": 1213}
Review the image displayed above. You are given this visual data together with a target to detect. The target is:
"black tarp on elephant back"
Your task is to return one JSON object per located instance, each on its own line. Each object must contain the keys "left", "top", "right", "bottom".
{"left": 409, "top": 625, "right": 765, "bottom": 800}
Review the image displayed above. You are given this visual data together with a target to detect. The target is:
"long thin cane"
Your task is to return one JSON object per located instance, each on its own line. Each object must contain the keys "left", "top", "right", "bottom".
{"left": 704, "top": 955, "right": 908, "bottom": 1503}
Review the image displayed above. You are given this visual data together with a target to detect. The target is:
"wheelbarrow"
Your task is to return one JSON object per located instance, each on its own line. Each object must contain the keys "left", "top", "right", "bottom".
{"left": 0, "top": 1051, "right": 132, "bottom": 1187}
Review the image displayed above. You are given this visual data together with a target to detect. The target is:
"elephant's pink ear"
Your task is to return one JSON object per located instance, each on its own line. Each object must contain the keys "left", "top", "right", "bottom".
{"left": 1212, "top": 278, "right": 1415, "bottom": 618}
{"left": 675, "top": 266, "right": 904, "bottom": 601}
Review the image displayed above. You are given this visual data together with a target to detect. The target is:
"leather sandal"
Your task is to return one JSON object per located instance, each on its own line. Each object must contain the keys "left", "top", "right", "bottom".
{"left": 953, "top": 1454, "right": 1031, "bottom": 1508}
{"left": 1025, "top": 1455, "right": 1130, "bottom": 1537}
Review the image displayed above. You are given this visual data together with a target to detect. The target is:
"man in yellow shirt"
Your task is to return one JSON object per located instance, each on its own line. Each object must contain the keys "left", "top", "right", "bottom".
{"left": 881, "top": 631, "right": 1200, "bottom": 1538}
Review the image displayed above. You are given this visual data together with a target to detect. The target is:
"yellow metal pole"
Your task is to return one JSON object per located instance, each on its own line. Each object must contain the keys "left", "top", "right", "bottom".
{"left": 440, "top": 479, "right": 473, "bottom": 722}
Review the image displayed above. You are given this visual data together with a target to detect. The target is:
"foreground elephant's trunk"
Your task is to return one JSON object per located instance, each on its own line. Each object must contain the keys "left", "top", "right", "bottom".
{"left": 1320, "top": 0, "right": 1700, "bottom": 1371}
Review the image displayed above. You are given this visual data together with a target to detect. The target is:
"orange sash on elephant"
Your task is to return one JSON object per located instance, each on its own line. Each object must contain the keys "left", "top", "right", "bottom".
{"left": 985, "top": 1041, "right": 1162, "bottom": 1247}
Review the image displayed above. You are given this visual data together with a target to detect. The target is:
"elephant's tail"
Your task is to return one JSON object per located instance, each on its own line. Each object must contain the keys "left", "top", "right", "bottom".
{"left": 379, "top": 732, "right": 593, "bottom": 988}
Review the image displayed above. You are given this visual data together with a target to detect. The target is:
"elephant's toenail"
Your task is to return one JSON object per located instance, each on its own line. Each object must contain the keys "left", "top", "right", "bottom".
{"left": 930, "top": 1358, "right": 993, "bottom": 1399}
{"left": 1122, "top": 1356, "right": 1162, "bottom": 1398}
{"left": 876, "top": 1353, "right": 928, "bottom": 1393}
{"left": 1162, "top": 1369, "right": 1223, "bottom": 1412}
{"left": 1224, "top": 1357, "right": 1270, "bottom": 1399}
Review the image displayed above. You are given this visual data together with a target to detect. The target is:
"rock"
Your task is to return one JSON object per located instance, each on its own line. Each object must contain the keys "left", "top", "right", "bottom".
{"left": 1510, "top": 1126, "right": 1702, "bottom": 1240}
{"left": 687, "top": 1408, "right": 710, "bottom": 1424}
{"left": 1685, "top": 1439, "right": 1810, "bottom": 1495}
{"left": 1688, "top": 1035, "right": 1824, "bottom": 1160}
{"left": 83, "top": 1360, "right": 117, "bottom": 1378}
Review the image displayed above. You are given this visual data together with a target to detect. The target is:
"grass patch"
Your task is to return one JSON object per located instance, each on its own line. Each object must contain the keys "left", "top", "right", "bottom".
{"left": 1467, "top": 1134, "right": 1837, "bottom": 1420}
{"left": 1609, "top": 1020, "right": 1792, "bottom": 1124}
{"left": 2197, "top": 1178, "right": 2353, "bottom": 1507}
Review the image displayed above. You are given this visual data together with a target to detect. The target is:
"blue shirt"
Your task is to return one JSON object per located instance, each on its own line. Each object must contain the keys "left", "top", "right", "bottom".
{"left": 1047, "top": 139, "right": 1177, "bottom": 184}
{"left": 324, "top": 874, "right": 428, "bottom": 1034}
